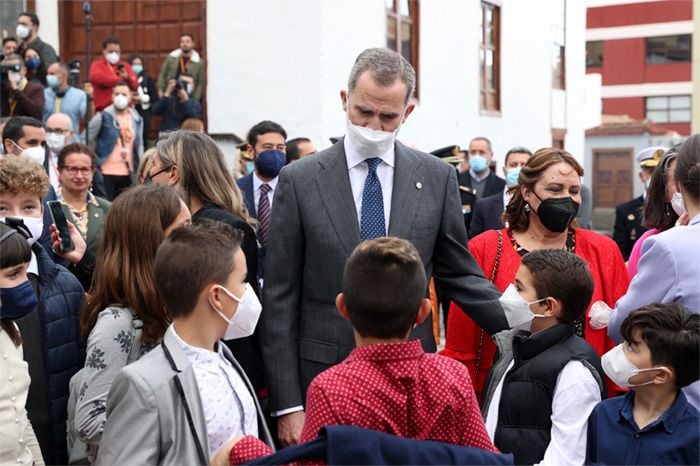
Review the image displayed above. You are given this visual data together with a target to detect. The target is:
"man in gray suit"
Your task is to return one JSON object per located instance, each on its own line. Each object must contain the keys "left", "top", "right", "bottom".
{"left": 260, "top": 47, "right": 508, "bottom": 446}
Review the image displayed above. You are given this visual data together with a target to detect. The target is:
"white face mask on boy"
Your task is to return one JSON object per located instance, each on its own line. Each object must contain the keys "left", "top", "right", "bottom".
{"left": 498, "top": 284, "right": 547, "bottom": 332}
{"left": 213, "top": 283, "right": 262, "bottom": 340}
{"left": 601, "top": 344, "right": 670, "bottom": 388}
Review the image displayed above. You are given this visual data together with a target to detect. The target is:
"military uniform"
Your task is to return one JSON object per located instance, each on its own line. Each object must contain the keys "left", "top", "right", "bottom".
{"left": 612, "top": 195, "right": 646, "bottom": 261}
{"left": 612, "top": 146, "right": 666, "bottom": 261}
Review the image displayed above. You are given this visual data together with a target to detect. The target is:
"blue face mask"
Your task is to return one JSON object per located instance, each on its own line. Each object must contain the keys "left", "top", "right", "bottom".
{"left": 46, "top": 75, "right": 59, "bottom": 89}
{"left": 0, "top": 280, "right": 38, "bottom": 320}
{"left": 505, "top": 167, "right": 521, "bottom": 186}
{"left": 132, "top": 64, "right": 143, "bottom": 75}
{"left": 254, "top": 149, "right": 286, "bottom": 178}
{"left": 470, "top": 155, "right": 489, "bottom": 173}
{"left": 26, "top": 56, "right": 41, "bottom": 70}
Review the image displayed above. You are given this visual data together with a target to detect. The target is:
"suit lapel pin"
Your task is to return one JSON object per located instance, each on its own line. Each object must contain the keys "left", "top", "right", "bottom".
{"left": 416, "top": 182, "right": 422, "bottom": 190}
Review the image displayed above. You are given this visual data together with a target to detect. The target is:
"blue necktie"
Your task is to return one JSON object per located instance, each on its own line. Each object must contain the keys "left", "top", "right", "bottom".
{"left": 360, "top": 157, "right": 386, "bottom": 240}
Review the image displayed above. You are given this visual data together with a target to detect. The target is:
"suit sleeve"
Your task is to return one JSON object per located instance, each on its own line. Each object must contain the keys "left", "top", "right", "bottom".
{"left": 468, "top": 199, "right": 486, "bottom": 239}
{"left": 95, "top": 367, "right": 160, "bottom": 466}
{"left": 432, "top": 168, "right": 508, "bottom": 335}
{"left": 609, "top": 236, "right": 676, "bottom": 343}
{"left": 259, "top": 169, "right": 305, "bottom": 412}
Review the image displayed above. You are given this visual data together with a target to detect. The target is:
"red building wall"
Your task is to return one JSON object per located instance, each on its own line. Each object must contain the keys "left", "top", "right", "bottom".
{"left": 587, "top": 0, "right": 692, "bottom": 135}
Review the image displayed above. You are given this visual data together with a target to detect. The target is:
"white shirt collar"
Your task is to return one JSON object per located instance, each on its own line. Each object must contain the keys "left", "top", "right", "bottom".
{"left": 343, "top": 136, "right": 395, "bottom": 170}
{"left": 168, "top": 324, "right": 222, "bottom": 366}
{"left": 253, "top": 172, "right": 279, "bottom": 193}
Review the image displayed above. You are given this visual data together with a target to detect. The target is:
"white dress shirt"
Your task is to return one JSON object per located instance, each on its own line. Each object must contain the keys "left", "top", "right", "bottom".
{"left": 344, "top": 136, "right": 394, "bottom": 233}
{"left": 485, "top": 360, "right": 601, "bottom": 466}
{"left": 252, "top": 173, "right": 278, "bottom": 214}
{"left": 47, "top": 150, "right": 61, "bottom": 193}
{"left": 168, "top": 326, "right": 258, "bottom": 457}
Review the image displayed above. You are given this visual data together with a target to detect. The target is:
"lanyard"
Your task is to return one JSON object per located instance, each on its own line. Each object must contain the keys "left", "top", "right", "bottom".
{"left": 55, "top": 96, "right": 62, "bottom": 113}
{"left": 8, "top": 80, "right": 28, "bottom": 115}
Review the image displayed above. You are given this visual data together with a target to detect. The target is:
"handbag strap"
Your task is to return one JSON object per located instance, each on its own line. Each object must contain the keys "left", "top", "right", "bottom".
{"left": 475, "top": 230, "right": 503, "bottom": 384}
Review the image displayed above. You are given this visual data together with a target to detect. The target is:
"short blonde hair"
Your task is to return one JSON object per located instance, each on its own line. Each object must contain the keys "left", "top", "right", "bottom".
{"left": 137, "top": 147, "right": 157, "bottom": 184}
{"left": 0, "top": 156, "right": 49, "bottom": 198}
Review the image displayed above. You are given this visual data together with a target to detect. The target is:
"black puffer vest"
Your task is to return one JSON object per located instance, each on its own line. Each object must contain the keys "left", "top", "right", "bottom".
{"left": 488, "top": 324, "right": 605, "bottom": 465}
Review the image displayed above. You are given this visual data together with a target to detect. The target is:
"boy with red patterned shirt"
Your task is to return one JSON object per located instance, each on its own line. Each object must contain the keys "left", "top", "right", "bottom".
{"left": 217, "top": 237, "right": 497, "bottom": 465}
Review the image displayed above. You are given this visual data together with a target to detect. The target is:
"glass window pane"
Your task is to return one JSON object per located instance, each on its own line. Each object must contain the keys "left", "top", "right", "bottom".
{"left": 401, "top": 23, "right": 412, "bottom": 62}
{"left": 387, "top": 17, "right": 397, "bottom": 50}
{"left": 385, "top": 0, "right": 394, "bottom": 10}
{"left": 485, "top": 5, "right": 493, "bottom": 24}
{"left": 669, "top": 109, "right": 691, "bottom": 122}
{"left": 399, "top": 0, "right": 410, "bottom": 15}
{"left": 669, "top": 95, "right": 690, "bottom": 109}
{"left": 586, "top": 41, "right": 603, "bottom": 67}
{"left": 646, "top": 96, "right": 667, "bottom": 110}
{"left": 647, "top": 110, "right": 669, "bottom": 123}
{"left": 646, "top": 35, "right": 691, "bottom": 64}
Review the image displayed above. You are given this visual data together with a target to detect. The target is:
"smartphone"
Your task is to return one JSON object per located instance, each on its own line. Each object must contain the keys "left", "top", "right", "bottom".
{"left": 117, "top": 63, "right": 125, "bottom": 70}
{"left": 47, "top": 201, "right": 75, "bottom": 253}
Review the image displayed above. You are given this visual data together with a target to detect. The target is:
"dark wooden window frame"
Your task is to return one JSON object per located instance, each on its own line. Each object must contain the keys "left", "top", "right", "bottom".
{"left": 386, "top": 0, "right": 420, "bottom": 100}
{"left": 479, "top": 1, "right": 500, "bottom": 114}
{"left": 592, "top": 147, "right": 634, "bottom": 208}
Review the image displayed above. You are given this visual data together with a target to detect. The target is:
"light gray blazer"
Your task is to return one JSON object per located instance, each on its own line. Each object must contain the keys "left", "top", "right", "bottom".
{"left": 95, "top": 330, "right": 274, "bottom": 466}
{"left": 260, "top": 138, "right": 508, "bottom": 413}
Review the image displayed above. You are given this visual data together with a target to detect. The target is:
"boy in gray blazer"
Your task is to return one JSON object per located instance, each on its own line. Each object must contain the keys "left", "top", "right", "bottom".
{"left": 96, "top": 221, "right": 274, "bottom": 465}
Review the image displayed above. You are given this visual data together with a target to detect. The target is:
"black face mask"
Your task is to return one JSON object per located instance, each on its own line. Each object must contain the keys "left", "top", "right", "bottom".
{"left": 533, "top": 192, "right": 579, "bottom": 233}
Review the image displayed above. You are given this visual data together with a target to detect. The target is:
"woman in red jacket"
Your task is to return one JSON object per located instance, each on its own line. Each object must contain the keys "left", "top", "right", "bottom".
{"left": 442, "top": 148, "right": 629, "bottom": 400}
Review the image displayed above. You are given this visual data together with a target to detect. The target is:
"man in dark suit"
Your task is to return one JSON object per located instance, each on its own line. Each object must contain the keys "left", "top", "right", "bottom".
{"left": 237, "top": 120, "right": 287, "bottom": 282}
{"left": 458, "top": 136, "right": 506, "bottom": 233}
{"left": 260, "top": 47, "right": 507, "bottom": 447}
{"left": 469, "top": 146, "right": 531, "bottom": 238}
{"left": 612, "top": 146, "right": 665, "bottom": 260}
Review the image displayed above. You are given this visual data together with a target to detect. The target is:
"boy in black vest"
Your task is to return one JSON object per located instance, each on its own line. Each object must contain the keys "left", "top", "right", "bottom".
{"left": 586, "top": 303, "right": 699, "bottom": 465}
{"left": 483, "top": 248, "right": 605, "bottom": 465}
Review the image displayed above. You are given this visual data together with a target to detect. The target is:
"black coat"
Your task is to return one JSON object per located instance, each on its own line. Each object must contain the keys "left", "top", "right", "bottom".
{"left": 457, "top": 171, "right": 506, "bottom": 234}
{"left": 469, "top": 192, "right": 505, "bottom": 238}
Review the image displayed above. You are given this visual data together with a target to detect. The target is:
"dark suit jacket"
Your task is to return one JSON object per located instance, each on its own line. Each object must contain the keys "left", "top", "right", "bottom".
{"left": 469, "top": 192, "right": 505, "bottom": 238}
{"left": 260, "top": 138, "right": 507, "bottom": 412}
{"left": 613, "top": 195, "right": 647, "bottom": 261}
{"left": 237, "top": 172, "right": 257, "bottom": 218}
{"left": 457, "top": 171, "right": 506, "bottom": 233}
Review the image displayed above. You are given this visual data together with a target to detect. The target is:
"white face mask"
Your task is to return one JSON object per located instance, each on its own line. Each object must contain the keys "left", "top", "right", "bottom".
{"left": 0, "top": 216, "right": 43, "bottom": 246}
{"left": 113, "top": 94, "right": 129, "bottom": 110}
{"left": 46, "top": 133, "right": 66, "bottom": 153}
{"left": 498, "top": 283, "right": 547, "bottom": 332}
{"left": 106, "top": 51, "right": 120, "bottom": 65}
{"left": 601, "top": 344, "right": 669, "bottom": 388}
{"left": 214, "top": 283, "right": 262, "bottom": 340}
{"left": 345, "top": 103, "right": 401, "bottom": 158}
{"left": 16, "top": 24, "right": 30, "bottom": 39}
{"left": 11, "top": 141, "right": 45, "bottom": 166}
{"left": 671, "top": 191, "right": 686, "bottom": 217}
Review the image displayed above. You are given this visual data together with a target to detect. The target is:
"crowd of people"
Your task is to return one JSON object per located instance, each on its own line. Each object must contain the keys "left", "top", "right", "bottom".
{"left": 1, "top": 11, "right": 699, "bottom": 466}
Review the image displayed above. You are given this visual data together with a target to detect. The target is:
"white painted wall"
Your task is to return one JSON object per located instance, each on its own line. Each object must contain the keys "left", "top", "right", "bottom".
{"left": 207, "top": 0, "right": 588, "bottom": 171}
{"left": 33, "top": 0, "right": 60, "bottom": 52}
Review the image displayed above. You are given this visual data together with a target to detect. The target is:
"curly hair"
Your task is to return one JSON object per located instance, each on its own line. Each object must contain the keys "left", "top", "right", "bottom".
{"left": 0, "top": 156, "right": 49, "bottom": 198}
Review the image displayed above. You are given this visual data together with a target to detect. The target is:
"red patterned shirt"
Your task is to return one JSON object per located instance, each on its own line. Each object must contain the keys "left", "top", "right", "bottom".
{"left": 230, "top": 340, "right": 497, "bottom": 464}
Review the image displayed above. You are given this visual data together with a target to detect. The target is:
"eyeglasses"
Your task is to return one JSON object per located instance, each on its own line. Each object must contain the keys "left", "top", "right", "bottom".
{"left": 61, "top": 166, "right": 94, "bottom": 176}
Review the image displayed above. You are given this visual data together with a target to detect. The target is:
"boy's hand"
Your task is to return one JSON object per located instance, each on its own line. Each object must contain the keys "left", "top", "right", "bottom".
{"left": 209, "top": 437, "right": 243, "bottom": 466}
{"left": 50, "top": 222, "right": 86, "bottom": 264}
{"left": 277, "top": 411, "right": 305, "bottom": 446}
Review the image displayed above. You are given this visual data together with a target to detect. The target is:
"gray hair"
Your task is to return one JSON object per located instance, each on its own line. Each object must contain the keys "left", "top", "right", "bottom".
{"left": 347, "top": 48, "right": 415, "bottom": 103}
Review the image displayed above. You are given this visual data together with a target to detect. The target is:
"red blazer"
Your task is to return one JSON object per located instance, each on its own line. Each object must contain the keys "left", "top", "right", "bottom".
{"left": 441, "top": 228, "right": 629, "bottom": 400}
{"left": 88, "top": 58, "right": 138, "bottom": 111}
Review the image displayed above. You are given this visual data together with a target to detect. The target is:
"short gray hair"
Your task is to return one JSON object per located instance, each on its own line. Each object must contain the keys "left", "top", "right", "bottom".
{"left": 347, "top": 48, "right": 415, "bottom": 103}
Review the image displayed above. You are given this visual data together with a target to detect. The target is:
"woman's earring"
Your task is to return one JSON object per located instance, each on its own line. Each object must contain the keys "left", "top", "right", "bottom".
{"left": 524, "top": 203, "right": 530, "bottom": 214}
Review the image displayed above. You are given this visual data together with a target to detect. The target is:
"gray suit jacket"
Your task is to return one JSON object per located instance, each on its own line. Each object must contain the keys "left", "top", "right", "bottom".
{"left": 260, "top": 139, "right": 508, "bottom": 412}
{"left": 95, "top": 330, "right": 274, "bottom": 466}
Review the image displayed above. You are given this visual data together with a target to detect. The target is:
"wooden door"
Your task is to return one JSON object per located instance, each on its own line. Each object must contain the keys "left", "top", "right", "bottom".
{"left": 592, "top": 148, "right": 634, "bottom": 208}
{"left": 58, "top": 0, "right": 206, "bottom": 130}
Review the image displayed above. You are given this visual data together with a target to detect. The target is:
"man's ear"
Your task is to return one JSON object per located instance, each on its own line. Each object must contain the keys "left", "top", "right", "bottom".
{"left": 415, "top": 298, "right": 431, "bottom": 325}
{"left": 402, "top": 102, "right": 416, "bottom": 123}
{"left": 336, "top": 293, "right": 350, "bottom": 321}
{"left": 340, "top": 90, "right": 348, "bottom": 112}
